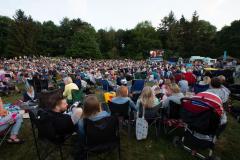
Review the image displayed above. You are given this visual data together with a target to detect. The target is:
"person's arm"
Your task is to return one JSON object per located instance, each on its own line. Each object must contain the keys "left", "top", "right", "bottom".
{"left": 128, "top": 98, "right": 137, "bottom": 112}
{"left": 63, "top": 85, "right": 68, "bottom": 98}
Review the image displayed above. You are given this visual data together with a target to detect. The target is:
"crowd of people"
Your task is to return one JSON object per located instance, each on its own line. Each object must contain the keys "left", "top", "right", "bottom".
{"left": 0, "top": 56, "right": 238, "bottom": 159}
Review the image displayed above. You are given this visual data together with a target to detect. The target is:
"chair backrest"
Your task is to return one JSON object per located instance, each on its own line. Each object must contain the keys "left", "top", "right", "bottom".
{"left": 108, "top": 101, "right": 130, "bottom": 118}
{"left": 27, "top": 79, "right": 34, "bottom": 86}
{"left": 194, "top": 84, "right": 209, "bottom": 94}
{"left": 181, "top": 98, "right": 220, "bottom": 135}
{"left": 168, "top": 100, "right": 182, "bottom": 119}
{"left": 138, "top": 103, "right": 161, "bottom": 119}
{"left": 131, "top": 79, "right": 144, "bottom": 93}
{"left": 41, "top": 79, "right": 49, "bottom": 90}
{"left": 84, "top": 116, "right": 119, "bottom": 147}
{"left": 71, "top": 89, "right": 84, "bottom": 103}
{"left": 228, "top": 84, "right": 240, "bottom": 94}
{"left": 131, "top": 93, "right": 141, "bottom": 103}
{"left": 28, "top": 108, "right": 62, "bottom": 143}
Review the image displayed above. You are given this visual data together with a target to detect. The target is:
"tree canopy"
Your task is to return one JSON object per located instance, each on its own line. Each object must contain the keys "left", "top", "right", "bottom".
{"left": 0, "top": 9, "right": 239, "bottom": 59}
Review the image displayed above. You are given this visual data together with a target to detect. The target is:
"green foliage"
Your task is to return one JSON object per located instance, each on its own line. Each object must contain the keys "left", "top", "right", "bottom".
{"left": 216, "top": 20, "right": 240, "bottom": 58}
{"left": 0, "top": 9, "right": 239, "bottom": 59}
{"left": 0, "top": 16, "right": 13, "bottom": 57}
{"left": 7, "top": 10, "right": 40, "bottom": 57}
{"left": 66, "top": 27, "right": 101, "bottom": 59}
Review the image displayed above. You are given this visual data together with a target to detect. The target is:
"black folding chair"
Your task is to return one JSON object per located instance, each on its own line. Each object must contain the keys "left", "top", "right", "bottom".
{"left": 40, "top": 79, "right": 49, "bottom": 91}
{"left": 162, "top": 100, "right": 184, "bottom": 134}
{"left": 138, "top": 103, "right": 162, "bottom": 137}
{"left": 108, "top": 101, "right": 133, "bottom": 137}
{"left": 28, "top": 108, "right": 70, "bottom": 160}
{"left": 83, "top": 116, "right": 121, "bottom": 160}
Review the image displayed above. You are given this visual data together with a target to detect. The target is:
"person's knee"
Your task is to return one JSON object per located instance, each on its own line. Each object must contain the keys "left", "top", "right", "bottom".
{"left": 16, "top": 114, "right": 23, "bottom": 123}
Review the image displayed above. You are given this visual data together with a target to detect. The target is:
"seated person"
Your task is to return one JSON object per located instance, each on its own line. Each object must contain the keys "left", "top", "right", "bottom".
{"left": 161, "top": 79, "right": 171, "bottom": 95}
{"left": 111, "top": 86, "right": 137, "bottom": 112}
{"left": 63, "top": 77, "right": 79, "bottom": 102}
{"left": 0, "top": 98, "right": 24, "bottom": 144}
{"left": 0, "top": 81, "right": 8, "bottom": 92}
{"left": 218, "top": 75, "right": 231, "bottom": 96}
{"left": 136, "top": 86, "right": 160, "bottom": 111}
{"left": 23, "top": 85, "right": 37, "bottom": 102}
{"left": 78, "top": 95, "right": 110, "bottom": 135}
{"left": 103, "top": 73, "right": 115, "bottom": 91}
{"left": 116, "top": 72, "right": 126, "bottom": 86}
{"left": 73, "top": 75, "right": 82, "bottom": 89}
{"left": 178, "top": 75, "right": 189, "bottom": 94}
{"left": 199, "top": 76, "right": 211, "bottom": 85}
{"left": 162, "top": 83, "right": 184, "bottom": 112}
{"left": 47, "top": 95, "right": 82, "bottom": 137}
{"left": 207, "top": 77, "right": 230, "bottom": 104}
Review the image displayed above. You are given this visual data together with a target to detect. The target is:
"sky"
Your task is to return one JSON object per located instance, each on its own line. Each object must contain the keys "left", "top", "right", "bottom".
{"left": 0, "top": 0, "right": 239, "bottom": 30}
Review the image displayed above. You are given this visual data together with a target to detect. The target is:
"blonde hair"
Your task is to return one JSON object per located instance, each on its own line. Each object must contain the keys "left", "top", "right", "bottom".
{"left": 164, "top": 79, "right": 171, "bottom": 86}
{"left": 169, "top": 83, "right": 180, "bottom": 94}
{"left": 139, "top": 86, "right": 155, "bottom": 108}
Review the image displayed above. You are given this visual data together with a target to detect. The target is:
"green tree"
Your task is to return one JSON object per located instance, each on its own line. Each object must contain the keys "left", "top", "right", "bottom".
{"left": 216, "top": 20, "right": 240, "bottom": 58}
{"left": 0, "top": 16, "right": 13, "bottom": 57}
{"left": 8, "top": 9, "right": 40, "bottom": 57}
{"left": 66, "top": 26, "right": 101, "bottom": 58}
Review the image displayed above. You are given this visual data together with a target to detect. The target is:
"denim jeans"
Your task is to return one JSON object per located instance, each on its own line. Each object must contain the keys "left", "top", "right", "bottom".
{"left": 0, "top": 113, "right": 23, "bottom": 135}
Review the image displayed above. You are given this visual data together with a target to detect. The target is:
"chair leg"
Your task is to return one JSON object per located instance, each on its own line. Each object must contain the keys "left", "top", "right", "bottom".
{"left": 59, "top": 145, "right": 64, "bottom": 160}
{"left": 86, "top": 152, "right": 89, "bottom": 160}
{"left": 128, "top": 121, "right": 131, "bottom": 138}
{"left": 31, "top": 125, "right": 41, "bottom": 160}
{"left": 118, "top": 145, "right": 121, "bottom": 160}
{"left": 0, "top": 126, "right": 12, "bottom": 146}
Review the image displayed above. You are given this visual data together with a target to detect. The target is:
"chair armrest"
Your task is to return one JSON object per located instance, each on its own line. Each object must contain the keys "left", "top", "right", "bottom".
{"left": 0, "top": 119, "right": 15, "bottom": 126}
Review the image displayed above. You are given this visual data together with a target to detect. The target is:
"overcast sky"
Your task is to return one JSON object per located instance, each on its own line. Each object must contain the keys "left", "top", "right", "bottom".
{"left": 0, "top": 0, "right": 239, "bottom": 30}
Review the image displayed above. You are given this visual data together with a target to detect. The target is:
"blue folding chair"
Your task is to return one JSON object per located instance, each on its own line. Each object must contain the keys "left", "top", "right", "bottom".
{"left": 102, "top": 80, "right": 113, "bottom": 92}
{"left": 193, "top": 84, "right": 209, "bottom": 94}
{"left": 131, "top": 79, "right": 144, "bottom": 93}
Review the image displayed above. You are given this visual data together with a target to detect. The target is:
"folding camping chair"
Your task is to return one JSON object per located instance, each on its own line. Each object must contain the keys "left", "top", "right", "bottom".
{"left": 0, "top": 121, "right": 15, "bottom": 147}
{"left": 193, "top": 84, "right": 209, "bottom": 94}
{"left": 131, "top": 79, "right": 144, "bottom": 103}
{"left": 102, "top": 80, "right": 113, "bottom": 92}
{"left": 131, "top": 79, "right": 144, "bottom": 93}
{"left": 138, "top": 103, "right": 162, "bottom": 138}
{"left": 71, "top": 89, "right": 84, "bottom": 104}
{"left": 40, "top": 79, "right": 49, "bottom": 91}
{"left": 162, "top": 101, "right": 184, "bottom": 134}
{"left": 108, "top": 101, "right": 133, "bottom": 137}
{"left": 83, "top": 116, "right": 121, "bottom": 160}
{"left": 29, "top": 108, "right": 73, "bottom": 160}
{"left": 174, "top": 97, "right": 222, "bottom": 160}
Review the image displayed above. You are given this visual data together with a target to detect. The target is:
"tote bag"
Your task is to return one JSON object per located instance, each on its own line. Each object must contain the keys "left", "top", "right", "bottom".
{"left": 136, "top": 107, "right": 148, "bottom": 140}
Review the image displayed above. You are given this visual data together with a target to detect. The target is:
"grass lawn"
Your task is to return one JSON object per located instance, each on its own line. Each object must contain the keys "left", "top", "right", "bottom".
{"left": 0, "top": 89, "right": 240, "bottom": 160}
